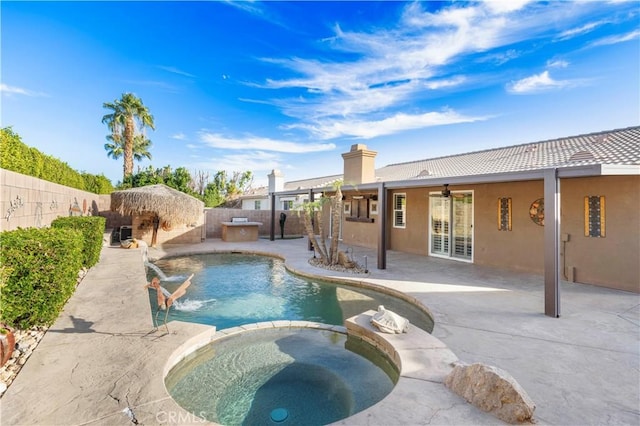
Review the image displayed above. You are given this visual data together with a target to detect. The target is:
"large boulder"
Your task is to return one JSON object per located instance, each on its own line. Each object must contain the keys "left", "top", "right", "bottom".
{"left": 444, "top": 362, "right": 535, "bottom": 424}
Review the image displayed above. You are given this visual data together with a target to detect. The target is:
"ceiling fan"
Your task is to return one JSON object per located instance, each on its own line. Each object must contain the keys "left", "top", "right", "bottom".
{"left": 430, "top": 184, "right": 451, "bottom": 198}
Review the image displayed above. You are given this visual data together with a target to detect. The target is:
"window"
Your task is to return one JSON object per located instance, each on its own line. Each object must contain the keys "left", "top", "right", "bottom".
{"left": 344, "top": 195, "right": 375, "bottom": 223}
{"left": 254, "top": 200, "right": 261, "bottom": 210}
{"left": 497, "top": 197, "right": 512, "bottom": 231}
{"left": 393, "top": 193, "right": 406, "bottom": 228}
{"left": 584, "top": 196, "right": 605, "bottom": 237}
{"left": 352, "top": 197, "right": 366, "bottom": 219}
{"left": 282, "top": 200, "right": 293, "bottom": 210}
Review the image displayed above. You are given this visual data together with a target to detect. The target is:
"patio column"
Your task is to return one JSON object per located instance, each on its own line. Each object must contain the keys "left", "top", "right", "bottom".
{"left": 544, "top": 168, "right": 561, "bottom": 317}
{"left": 308, "top": 189, "right": 314, "bottom": 251}
{"left": 377, "top": 182, "right": 387, "bottom": 269}
{"left": 269, "top": 193, "right": 275, "bottom": 241}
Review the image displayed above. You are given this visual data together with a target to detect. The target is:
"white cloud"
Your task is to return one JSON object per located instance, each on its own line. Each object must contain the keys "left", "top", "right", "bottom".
{"left": 158, "top": 65, "right": 195, "bottom": 78}
{"left": 222, "top": 0, "right": 266, "bottom": 18}
{"left": 507, "top": 70, "right": 574, "bottom": 94}
{"left": 229, "top": 1, "right": 632, "bottom": 142}
{"left": 221, "top": 0, "right": 289, "bottom": 29}
{"left": 547, "top": 59, "right": 569, "bottom": 68}
{"left": 425, "top": 76, "right": 467, "bottom": 90}
{"left": 588, "top": 29, "right": 640, "bottom": 47}
{"left": 198, "top": 132, "right": 336, "bottom": 153}
{"left": 479, "top": 49, "right": 521, "bottom": 65}
{"left": 171, "top": 132, "right": 187, "bottom": 140}
{"left": 252, "top": 1, "right": 594, "bottom": 139}
{"left": 194, "top": 151, "right": 283, "bottom": 176}
{"left": 557, "top": 21, "right": 604, "bottom": 40}
{"left": 289, "top": 109, "right": 487, "bottom": 140}
{"left": 0, "top": 83, "right": 47, "bottom": 97}
{"left": 483, "top": 0, "right": 533, "bottom": 14}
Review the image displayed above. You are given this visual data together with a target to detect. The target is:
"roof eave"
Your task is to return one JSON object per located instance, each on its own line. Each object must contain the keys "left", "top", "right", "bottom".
{"left": 271, "top": 164, "right": 639, "bottom": 196}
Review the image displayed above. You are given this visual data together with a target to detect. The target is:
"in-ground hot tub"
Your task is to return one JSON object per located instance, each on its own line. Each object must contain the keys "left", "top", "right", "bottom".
{"left": 165, "top": 324, "right": 398, "bottom": 425}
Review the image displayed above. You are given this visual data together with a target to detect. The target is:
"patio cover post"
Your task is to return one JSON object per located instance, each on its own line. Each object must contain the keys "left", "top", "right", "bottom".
{"left": 544, "top": 168, "right": 561, "bottom": 317}
{"left": 270, "top": 193, "right": 275, "bottom": 241}
{"left": 308, "top": 189, "right": 315, "bottom": 251}
{"left": 377, "top": 182, "right": 387, "bottom": 269}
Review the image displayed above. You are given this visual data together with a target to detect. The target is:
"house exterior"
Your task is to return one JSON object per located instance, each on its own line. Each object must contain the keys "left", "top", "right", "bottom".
{"left": 240, "top": 169, "right": 341, "bottom": 211}
{"left": 269, "top": 126, "right": 640, "bottom": 303}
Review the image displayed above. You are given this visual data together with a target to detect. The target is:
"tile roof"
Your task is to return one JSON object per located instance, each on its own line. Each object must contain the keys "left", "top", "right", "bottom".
{"left": 244, "top": 126, "right": 639, "bottom": 197}
{"left": 376, "top": 126, "right": 640, "bottom": 182}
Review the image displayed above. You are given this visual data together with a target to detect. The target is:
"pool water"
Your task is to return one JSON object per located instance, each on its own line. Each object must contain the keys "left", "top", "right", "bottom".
{"left": 165, "top": 327, "right": 398, "bottom": 425}
{"left": 148, "top": 253, "right": 433, "bottom": 333}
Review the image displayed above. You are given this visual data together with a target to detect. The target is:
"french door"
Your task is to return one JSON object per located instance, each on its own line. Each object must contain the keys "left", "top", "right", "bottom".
{"left": 429, "top": 191, "right": 473, "bottom": 261}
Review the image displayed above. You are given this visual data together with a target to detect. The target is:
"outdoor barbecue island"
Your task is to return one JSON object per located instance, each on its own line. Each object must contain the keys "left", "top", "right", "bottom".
{"left": 221, "top": 219, "right": 262, "bottom": 242}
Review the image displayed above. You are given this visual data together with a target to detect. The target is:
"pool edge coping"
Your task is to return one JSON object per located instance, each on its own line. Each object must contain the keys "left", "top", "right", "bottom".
{"left": 162, "top": 315, "right": 461, "bottom": 426}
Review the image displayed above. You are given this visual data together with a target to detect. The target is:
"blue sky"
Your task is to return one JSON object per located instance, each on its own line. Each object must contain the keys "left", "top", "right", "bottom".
{"left": 2, "top": 1, "right": 639, "bottom": 187}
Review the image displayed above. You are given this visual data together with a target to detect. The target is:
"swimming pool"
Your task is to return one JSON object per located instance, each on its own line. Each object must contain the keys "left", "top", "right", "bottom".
{"left": 147, "top": 253, "right": 434, "bottom": 333}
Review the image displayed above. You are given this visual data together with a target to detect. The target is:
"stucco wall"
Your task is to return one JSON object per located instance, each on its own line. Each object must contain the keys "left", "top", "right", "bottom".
{"left": 472, "top": 180, "right": 545, "bottom": 272}
{"left": 342, "top": 177, "right": 639, "bottom": 293}
{"left": 205, "top": 208, "right": 305, "bottom": 238}
{"left": 471, "top": 176, "right": 639, "bottom": 292}
{"left": 1, "top": 169, "right": 109, "bottom": 231}
{"left": 559, "top": 175, "right": 639, "bottom": 292}
{"left": 385, "top": 187, "right": 431, "bottom": 255}
{"left": 339, "top": 192, "right": 379, "bottom": 249}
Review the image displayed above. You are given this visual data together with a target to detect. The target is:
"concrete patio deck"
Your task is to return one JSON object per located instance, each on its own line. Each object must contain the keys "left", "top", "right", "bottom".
{"left": 1, "top": 237, "right": 638, "bottom": 425}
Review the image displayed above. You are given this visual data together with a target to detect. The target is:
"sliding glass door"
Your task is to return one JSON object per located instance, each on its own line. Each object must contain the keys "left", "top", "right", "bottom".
{"left": 429, "top": 191, "right": 473, "bottom": 261}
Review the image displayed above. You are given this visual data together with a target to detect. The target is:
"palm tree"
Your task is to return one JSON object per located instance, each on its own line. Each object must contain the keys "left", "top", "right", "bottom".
{"left": 102, "top": 93, "right": 155, "bottom": 180}
{"left": 104, "top": 134, "right": 153, "bottom": 163}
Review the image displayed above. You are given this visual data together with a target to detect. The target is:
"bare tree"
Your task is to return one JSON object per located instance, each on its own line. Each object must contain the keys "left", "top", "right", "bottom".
{"left": 190, "top": 170, "right": 210, "bottom": 196}
{"left": 297, "top": 180, "right": 343, "bottom": 266}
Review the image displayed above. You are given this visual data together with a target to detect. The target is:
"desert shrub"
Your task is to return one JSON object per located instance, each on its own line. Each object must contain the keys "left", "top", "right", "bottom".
{"left": 51, "top": 216, "right": 106, "bottom": 268}
{"left": 0, "top": 227, "right": 83, "bottom": 329}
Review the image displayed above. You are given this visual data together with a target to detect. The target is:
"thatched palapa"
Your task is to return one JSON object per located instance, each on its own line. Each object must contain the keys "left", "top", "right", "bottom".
{"left": 111, "top": 184, "right": 203, "bottom": 226}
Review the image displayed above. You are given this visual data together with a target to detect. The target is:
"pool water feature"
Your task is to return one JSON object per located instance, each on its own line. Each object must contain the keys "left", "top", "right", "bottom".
{"left": 165, "top": 326, "right": 399, "bottom": 425}
{"left": 148, "top": 253, "right": 434, "bottom": 333}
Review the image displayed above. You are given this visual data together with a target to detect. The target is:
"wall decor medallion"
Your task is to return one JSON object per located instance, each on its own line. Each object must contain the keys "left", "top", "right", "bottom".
{"left": 529, "top": 198, "right": 544, "bottom": 226}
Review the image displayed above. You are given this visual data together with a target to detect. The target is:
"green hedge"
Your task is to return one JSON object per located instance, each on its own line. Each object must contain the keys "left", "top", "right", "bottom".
{"left": 0, "top": 127, "right": 114, "bottom": 194}
{"left": 0, "top": 227, "right": 83, "bottom": 329}
{"left": 52, "top": 216, "right": 106, "bottom": 268}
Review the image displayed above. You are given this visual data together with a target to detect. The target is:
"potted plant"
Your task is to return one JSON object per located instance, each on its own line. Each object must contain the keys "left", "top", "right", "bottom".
{"left": 0, "top": 323, "right": 15, "bottom": 367}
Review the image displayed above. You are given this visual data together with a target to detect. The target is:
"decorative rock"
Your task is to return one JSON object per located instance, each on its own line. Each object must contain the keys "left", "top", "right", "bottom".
{"left": 444, "top": 362, "right": 535, "bottom": 424}
{"left": 0, "top": 325, "right": 48, "bottom": 397}
{"left": 370, "top": 305, "right": 409, "bottom": 334}
{"left": 0, "top": 370, "right": 13, "bottom": 382}
{"left": 337, "top": 251, "right": 356, "bottom": 268}
{"left": 308, "top": 258, "right": 366, "bottom": 274}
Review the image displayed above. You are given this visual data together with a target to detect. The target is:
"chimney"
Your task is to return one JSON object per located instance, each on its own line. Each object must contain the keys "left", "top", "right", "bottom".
{"left": 341, "top": 144, "right": 377, "bottom": 185}
{"left": 268, "top": 169, "right": 284, "bottom": 193}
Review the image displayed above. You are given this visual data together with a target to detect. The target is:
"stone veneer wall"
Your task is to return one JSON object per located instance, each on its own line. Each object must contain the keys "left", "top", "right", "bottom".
{"left": 0, "top": 169, "right": 127, "bottom": 232}
{"left": 205, "top": 208, "right": 305, "bottom": 238}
